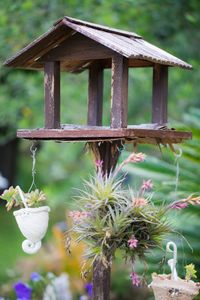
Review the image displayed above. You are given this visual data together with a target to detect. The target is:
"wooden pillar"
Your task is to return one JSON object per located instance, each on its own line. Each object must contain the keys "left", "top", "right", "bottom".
{"left": 89, "top": 141, "right": 123, "bottom": 300}
{"left": 152, "top": 64, "right": 168, "bottom": 125}
{"left": 88, "top": 63, "right": 104, "bottom": 126}
{"left": 44, "top": 61, "right": 60, "bottom": 129}
{"left": 111, "top": 54, "right": 128, "bottom": 128}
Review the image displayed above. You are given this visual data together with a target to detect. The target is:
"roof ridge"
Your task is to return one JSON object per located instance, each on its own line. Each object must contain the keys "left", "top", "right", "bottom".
{"left": 62, "top": 16, "right": 142, "bottom": 39}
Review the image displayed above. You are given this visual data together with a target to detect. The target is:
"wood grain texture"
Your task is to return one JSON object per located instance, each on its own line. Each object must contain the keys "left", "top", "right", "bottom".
{"left": 17, "top": 126, "right": 192, "bottom": 143}
{"left": 4, "top": 17, "right": 192, "bottom": 70}
{"left": 152, "top": 64, "right": 168, "bottom": 124}
{"left": 40, "top": 33, "right": 114, "bottom": 62}
{"left": 111, "top": 54, "right": 128, "bottom": 128}
{"left": 44, "top": 61, "right": 60, "bottom": 129}
{"left": 88, "top": 63, "right": 104, "bottom": 126}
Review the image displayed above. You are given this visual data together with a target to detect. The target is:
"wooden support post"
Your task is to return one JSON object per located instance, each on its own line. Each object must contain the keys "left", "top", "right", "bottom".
{"left": 89, "top": 140, "right": 124, "bottom": 300}
{"left": 111, "top": 54, "right": 128, "bottom": 128}
{"left": 88, "top": 63, "right": 104, "bottom": 126}
{"left": 44, "top": 61, "right": 60, "bottom": 129}
{"left": 152, "top": 64, "right": 168, "bottom": 125}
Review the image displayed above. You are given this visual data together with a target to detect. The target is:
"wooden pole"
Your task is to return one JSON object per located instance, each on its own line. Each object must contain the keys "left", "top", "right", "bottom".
{"left": 88, "top": 63, "right": 104, "bottom": 126}
{"left": 88, "top": 56, "right": 128, "bottom": 299}
{"left": 111, "top": 54, "right": 128, "bottom": 128}
{"left": 152, "top": 64, "right": 168, "bottom": 125}
{"left": 89, "top": 141, "right": 123, "bottom": 300}
{"left": 44, "top": 61, "right": 60, "bottom": 129}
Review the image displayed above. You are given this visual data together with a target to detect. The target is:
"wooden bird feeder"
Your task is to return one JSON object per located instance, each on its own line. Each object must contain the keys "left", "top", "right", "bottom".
{"left": 4, "top": 16, "right": 192, "bottom": 145}
{"left": 4, "top": 16, "right": 194, "bottom": 300}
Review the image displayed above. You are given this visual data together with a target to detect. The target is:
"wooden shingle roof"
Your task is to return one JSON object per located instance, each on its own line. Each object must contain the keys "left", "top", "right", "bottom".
{"left": 4, "top": 16, "right": 192, "bottom": 72}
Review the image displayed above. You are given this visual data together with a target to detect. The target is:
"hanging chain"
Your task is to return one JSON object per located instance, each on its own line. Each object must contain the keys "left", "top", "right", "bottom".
{"left": 28, "top": 142, "right": 38, "bottom": 192}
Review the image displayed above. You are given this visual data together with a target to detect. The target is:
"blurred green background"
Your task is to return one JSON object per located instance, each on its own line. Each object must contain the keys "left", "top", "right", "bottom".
{"left": 0, "top": 0, "right": 200, "bottom": 299}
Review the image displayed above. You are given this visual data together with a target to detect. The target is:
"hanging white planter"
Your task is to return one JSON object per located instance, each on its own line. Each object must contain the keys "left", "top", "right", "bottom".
{"left": 13, "top": 205, "right": 50, "bottom": 254}
{"left": 13, "top": 186, "right": 50, "bottom": 254}
{"left": 149, "top": 242, "right": 200, "bottom": 300}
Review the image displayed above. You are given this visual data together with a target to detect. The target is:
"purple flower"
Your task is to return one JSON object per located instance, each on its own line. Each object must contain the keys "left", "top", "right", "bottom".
{"left": 130, "top": 272, "right": 140, "bottom": 287}
{"left": 13, "top": 282, "right": 32, "bottom": 300}
{"left": 30, "top": 272, "right": 42, "bottom": 282}
{"left": 171, "top": 202, "right": 188, "bottom": 210}
{"left": 85, "top": 282, "right": 93, "bottom": 297}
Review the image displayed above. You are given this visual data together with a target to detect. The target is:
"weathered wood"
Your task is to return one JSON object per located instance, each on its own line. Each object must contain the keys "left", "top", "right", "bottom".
{"left": 4, "top": 22, "right": 73, "bottom": 68}
{"left": 17, "top": 126, "right": 192, "bottom": 142}
{"left": 152, "top": 64, "right": 168, "bottom": 125}
{"left": 111, "top": 54, "right": 128, "bottom": 128}
{"left": 4, "top": 16, "right": 192, "bottom": 70}
{"left": 44, "top": 61, "right": 60, "bottom": 129}
{"left": 88, "top": 64, "right": 104, "bottom": 126}
{"left": 40, "top": 33, "right": 114, "bottom": 62}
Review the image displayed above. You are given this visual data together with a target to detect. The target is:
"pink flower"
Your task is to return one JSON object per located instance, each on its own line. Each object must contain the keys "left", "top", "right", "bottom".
{"left": 125, "top": 153, "right": 146, "bottom": 164}
{"left": 69, "top": 211, "right": 90, "bottom": 222}
{"left": 141, "top": 179, "right": 153, "bottom": 191}
{"left": 133, "top": 197, "right": 148, "bottom": 207}
{"left": 128, "top": 237, "right": 138, "bottom": 249}
{"left": 130, "top": 272, "right": 140, "bottom": 287}
{"left": 95, "top": 160, "right": 103, "bottom": 168}
{"left": 171, "top": 202, "right": 188, "bottom": 210}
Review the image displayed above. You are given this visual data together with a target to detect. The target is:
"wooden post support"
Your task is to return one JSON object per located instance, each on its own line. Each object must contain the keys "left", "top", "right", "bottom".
{"left": 111, "top": 54, "right": 128, "bottom": 128}
{"left": 89, "top": 141, "right": 124, "bottom": 300}
{"left": 44, "top": 61, "right": 60, "bottom": 129}
{"left": 88, "top": 63, "right": 104, "bottom": 126}
{"left": 152, "top": 64, "right": 168, "bottom": 125}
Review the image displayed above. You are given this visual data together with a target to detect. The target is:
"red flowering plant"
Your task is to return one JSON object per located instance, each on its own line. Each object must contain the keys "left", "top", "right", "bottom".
{"left": 68, "top": 153, "right": 200, "bottom": 286}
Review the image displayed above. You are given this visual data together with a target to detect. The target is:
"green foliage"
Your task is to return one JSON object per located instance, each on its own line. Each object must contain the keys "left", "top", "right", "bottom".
{"left": 185, "top": 263, "right": 197, "bottom": 281}
{"left": 0, "top": 186, "right": 46, "bottom": 210}
{"left": 124, "top": 108, "right": 200, "bottom": 282}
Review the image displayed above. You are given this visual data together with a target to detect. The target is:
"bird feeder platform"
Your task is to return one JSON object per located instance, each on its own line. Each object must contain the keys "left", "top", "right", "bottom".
{"left": 17, "top": 125, "right": 191, "bottom": 145}
{"left": 4, "top": 16, "right": 193, "bottom": 145}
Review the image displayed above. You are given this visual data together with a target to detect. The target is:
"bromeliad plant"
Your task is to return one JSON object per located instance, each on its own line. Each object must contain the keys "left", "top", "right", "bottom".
{"left": 68, "top": 152, "right": 200, "bottom": 285}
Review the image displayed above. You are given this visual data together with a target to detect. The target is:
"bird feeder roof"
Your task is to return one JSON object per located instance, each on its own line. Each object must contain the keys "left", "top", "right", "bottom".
{"left": 4, "top": 16, "right": 192, "bottom": 72}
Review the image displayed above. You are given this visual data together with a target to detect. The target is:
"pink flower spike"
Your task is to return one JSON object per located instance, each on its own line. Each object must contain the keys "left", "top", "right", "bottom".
{"left": 141, "top": 179, "right": 153, "bottom": 191}
{"left": 133, "top": 197, "right": 148, "bottom": 207}
{"left": 128, "top": 238, "right": 138, "bottom": 249}
{"left": 130, "top": 272, "right": 140, "bottom": 287}
{"left": 69, "top": 210, "right": 90, "bottom": 222}
{"left": 95, "top": 160, "right": 103, "bottom": 168}
{"left": 171, "top": 202, "right": 188, "bottom": 210}
{"left": 125, "top": 153, "right": 146, "bottom": 164}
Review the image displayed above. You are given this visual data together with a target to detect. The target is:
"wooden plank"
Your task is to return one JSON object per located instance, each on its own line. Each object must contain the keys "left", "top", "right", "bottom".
{"left": 111, "top": 54, "right": 128, "bottom": 128}
{"left": 4, "top": 22, "right": 73, "bottom": 68}
{"left": 44, "top": 62, "right": 60, "bottom": 129}
{"left": 39, "top": 33, "right": 114, "bottom": 62}
{"left": 17, "top": 127, "right": 192, "bottom": 140}
{"left": 88, "top": 63, "right": 104, "bottom": 126}
{"left": 152, "top": 64, "right": 168, "bottom": 124}
{"left": 64, "top": 16, "right": 142, "bottom": 38}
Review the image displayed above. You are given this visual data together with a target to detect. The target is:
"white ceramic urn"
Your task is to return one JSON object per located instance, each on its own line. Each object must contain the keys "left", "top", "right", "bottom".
{"left": 13, "top": 206, "right": 50, "bottom": 254}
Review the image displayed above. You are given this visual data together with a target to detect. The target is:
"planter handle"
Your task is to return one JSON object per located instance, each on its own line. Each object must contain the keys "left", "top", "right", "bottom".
{"left": 166, "top": 241, "right": 178, "bottom": 281}
{"left": 22, "top": 239, "right": 42, "bottom": 254}
{"left": 16, "top": 186, "right": 29, "bottom": 208}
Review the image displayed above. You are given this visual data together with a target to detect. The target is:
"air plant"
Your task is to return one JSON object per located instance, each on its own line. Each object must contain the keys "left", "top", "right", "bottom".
{"left": 68, "top": 152, "right": 200, "bottom": 284}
